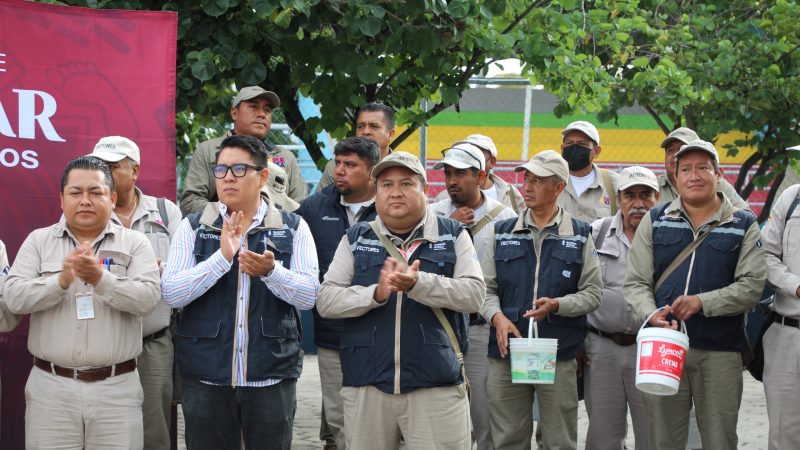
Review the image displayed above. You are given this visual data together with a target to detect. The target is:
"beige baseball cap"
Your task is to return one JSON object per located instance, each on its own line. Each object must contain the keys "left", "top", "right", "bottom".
{"left": 453, "top": 134, "right": 498, "bottom": 157}
{"left": 371, "top": 151, "right": 427, "bottom": 183}
{"left": 617, "top": 166, "right": 658, "bottom": 192}
{"left": 232, "top": 86, "right": 281, "bottom": 108}
{"left": 561, "top": 121, "right": 600, "bottom": 145}
{"left": 88, "top": 136, "right": 140, "bottom": 164}
{"left": 675, "top": 140, "right": 719, "bottom": 166}
{"left": 514, "top": 150, "right": 569, "bottom": 184}
{"left": 661, "top": 127, "right": 699, "bottom": 148}
{"left": 434, "top": 143, "right": 485, "bottom": 171}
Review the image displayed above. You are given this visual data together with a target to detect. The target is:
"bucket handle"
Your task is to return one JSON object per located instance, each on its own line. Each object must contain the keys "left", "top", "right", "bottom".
{"left": 528, "top": 317, "right": 539, "bottom": 341}
{"left": 640, "top": 306, "right": 687, "bottom": 335}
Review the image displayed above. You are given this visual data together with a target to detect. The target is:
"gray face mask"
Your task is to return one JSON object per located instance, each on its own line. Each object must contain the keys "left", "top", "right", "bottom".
{"left": 562, "top": 144, "right": 592, "bottom": 172}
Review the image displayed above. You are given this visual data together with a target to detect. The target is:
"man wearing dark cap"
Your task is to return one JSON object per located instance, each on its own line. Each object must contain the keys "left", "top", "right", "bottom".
{"left": 626, "top": 140, "right": 765, "bottom": 449}
{"left": 482, "top": 149, "right": 602, "bottom": 449}
{"left": 181, "top": 86, "right": 307, "bottom": 215}
{"left": 658, "top": 127, "right": 748, "bottom": 209}
{"left": 317, "top": 151, "right": 485, "bottom": 449}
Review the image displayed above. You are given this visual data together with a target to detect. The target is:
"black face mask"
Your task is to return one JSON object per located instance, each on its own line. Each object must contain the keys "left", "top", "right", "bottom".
{"left": 562, "top": 144, "right": 593, "bottom": 171}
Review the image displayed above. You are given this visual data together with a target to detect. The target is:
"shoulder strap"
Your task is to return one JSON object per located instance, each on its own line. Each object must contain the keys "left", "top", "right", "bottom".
{"left": 470, "top": 204, "right": 506, "bottom": 235}
{"left": 654, "top": 221, "right": 720, "bottom": 292}
{"left": 592, "top": 216, "right": 613, "bottom": 251}
{"left": 367, "top": 221, "right": 469, "bottom": 391}
{"left": 600, "top": 169, "right": 618, "bottom": 215}
{"left": 157, "top": 197, "right": 169, "bottom": 229}
{"left": 785, "top": 190, "right": 800, "bottom": 226}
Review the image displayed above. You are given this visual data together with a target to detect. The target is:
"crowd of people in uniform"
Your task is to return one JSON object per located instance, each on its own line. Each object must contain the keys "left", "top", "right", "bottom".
{"left": 0, "top": 84, "right": 796, "bottom": 450}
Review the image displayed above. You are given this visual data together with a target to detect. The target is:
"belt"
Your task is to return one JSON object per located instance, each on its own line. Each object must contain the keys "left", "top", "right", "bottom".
{"left": 587, "top": 326, "right": 637, "bottom": 346}
{"left": 34, "top": 357, "right": 136, "bottom": 382}
{"left": 469, "top": 313, "right": 487, "bottom": 326}
{"left": 143, "top": 327, "right": 168, "bottom": 343}
{"left": 774, "top": 312, "right": 800, "bottom": 329}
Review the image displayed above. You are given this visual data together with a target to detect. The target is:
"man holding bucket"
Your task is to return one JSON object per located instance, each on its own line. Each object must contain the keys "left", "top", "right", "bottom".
{"left": 584, "top": 166, "right": 660, "bottom": 449}
{"left": 481, "top": 149, "right": 602, "bottom": 449}
{"left": 625, "top": 140, "right": 766, "bottom": 450}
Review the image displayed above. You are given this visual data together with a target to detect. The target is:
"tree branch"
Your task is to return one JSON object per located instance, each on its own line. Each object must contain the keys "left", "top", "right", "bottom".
{"left": 741, "top": 155, "right": 769, "bottom": 199}
{"left": 734, "top": 150, "right": 762, "bottom": 193}
{"left": 644, "top": 105, "right": 670, "bottom": 134}
{"left": 759, "top": 166, "right": 786, "bottom": 222}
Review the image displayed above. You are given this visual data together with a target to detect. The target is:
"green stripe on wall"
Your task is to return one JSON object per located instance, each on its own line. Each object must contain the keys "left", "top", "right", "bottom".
{"left": 427, "top": 111, "right": 665, "bottom": 130}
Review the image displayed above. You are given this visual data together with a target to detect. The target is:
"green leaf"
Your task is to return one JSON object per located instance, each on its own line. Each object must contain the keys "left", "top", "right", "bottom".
{"left": 201, "top": 0, "right": 229, "bottom": 17}
{"left": 239, "top": 59, "right": 267, "bottom": 85}
{"left": 631, "top": 56, "right": 650, "bottom": 67}
{"left": 447, "top": 0, "right": 470, "bottom": 19}
{"left": 251, "top": 0, "right": 277, "bottom": 18}
{"left": 357, "top": 63, "right": 381, "bottom": 84}
{"left": 357, "top": 16, "right": 382, "bottom": 37}
{"left": 275, "top": 8, "right": 293, "bottom": 28}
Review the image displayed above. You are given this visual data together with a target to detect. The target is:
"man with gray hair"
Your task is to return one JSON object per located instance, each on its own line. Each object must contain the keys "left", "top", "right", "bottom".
{"left": 87, "top": 136, "right": 182, "bottom": 450}
{"left": 584, "top": 166, "right": 660, "bottom": 450}
{"left": 658, "top": 127, "right": 747, "bottom": 209}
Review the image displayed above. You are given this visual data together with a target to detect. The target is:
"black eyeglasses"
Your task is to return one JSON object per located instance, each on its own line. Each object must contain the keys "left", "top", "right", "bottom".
{"left": 211, "top": 164, "right": 263, "bottom": 179}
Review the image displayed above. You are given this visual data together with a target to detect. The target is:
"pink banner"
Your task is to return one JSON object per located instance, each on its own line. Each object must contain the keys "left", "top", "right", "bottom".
{"left": 0, "top": 0, "right": 177, "bottom": 260}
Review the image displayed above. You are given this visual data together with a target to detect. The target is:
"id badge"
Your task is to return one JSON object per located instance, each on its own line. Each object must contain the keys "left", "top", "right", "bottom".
{"left": 76, "top": 293, "right": 95, "bottom": 320}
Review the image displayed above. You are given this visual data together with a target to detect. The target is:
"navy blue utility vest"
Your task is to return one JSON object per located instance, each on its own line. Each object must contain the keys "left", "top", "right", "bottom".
{"left": 651, "top": 203, "right": 755, "bottom": 351}
{"left": 340, "top": 217, "right": 468, "bottom": 394}
{"left": 174, "top": 206, "right": 303, "bottom": 384}
{"left": 297, "top": 184, "right": 377, "bottom": 350}
{"left": 488, "top": 217, "right": 591, "bottom": 361}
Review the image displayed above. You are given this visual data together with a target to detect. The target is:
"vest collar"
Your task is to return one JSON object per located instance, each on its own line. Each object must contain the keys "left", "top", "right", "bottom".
{"left": 664, "top": 192, "right": 735, "bottom": 226}
{"left": 374, "top": 207, "right": 441, "bottom": 243}
{"left": 199, "top": 194, "right": 284, "bottom": 231}
{"left": 513, "top": 206, "right": 576, "bottom": 237}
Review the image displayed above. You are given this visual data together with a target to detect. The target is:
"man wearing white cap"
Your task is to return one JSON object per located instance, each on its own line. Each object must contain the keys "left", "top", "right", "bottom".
{"left": 481, "top": 150, "right": 602, "bottom": 449}
{"left": 759, "top": 143, "right": 800, "bottom": 450}
{"left": 626, "top": 140, "right": 766, "bottom": 449}
{"left": 318, "top": 151, "right": 485, "bottom": 449}
{"left": 435, "top": 134, "right": 526, "bottom": 213}
{"left": 557, "top": 121, "right": 619, "bottom": 223}
{"left": 430, "top": 142, "right": 516, "bottom": 450}
{"left": 658, "top": 127, "right": 748, "bottom": 209}
{"left": 584, "top": 166, "right": 660, "bottom": 450}
{"left": 88, "top": 136, "right": 182, "bottom": 450}
{"left": 181, "top": 86, "right": 307, "bottom": 215}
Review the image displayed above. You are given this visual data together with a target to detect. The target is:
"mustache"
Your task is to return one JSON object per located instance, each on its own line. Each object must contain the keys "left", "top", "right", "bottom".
{"left": 628, "top": 207, "right": 649, "bottom": 215}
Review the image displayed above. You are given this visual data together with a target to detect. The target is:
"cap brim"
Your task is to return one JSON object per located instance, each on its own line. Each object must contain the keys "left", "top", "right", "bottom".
{"left": 239, "top": 91, "right": 281, "bottom": 108}
{"left": 514, "top": 163, "right": 555, "bottom": 178}
{"left": 433, "top": 160, "right": 475, "bottom": 170}
{"left": 661, "top": 136, "right": 687, "bottom": 148}
{"left": 371, "top": 161, "right": 425, "bottom": 180}
{"left": 87, "top": 151, "right": 126, "bottom": 162}
{"left": 618, "top": 181, "right": 659, "bottom": 192}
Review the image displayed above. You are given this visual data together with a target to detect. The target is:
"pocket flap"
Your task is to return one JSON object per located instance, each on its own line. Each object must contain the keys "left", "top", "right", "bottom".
{"left": 176, "top": 320, "right": 221, "bottom": 339}
{"left": 39, "top": 261, "right": 63, "bottom": 274}
{"left": 420, "top": 324, "right": 449, "bottom": 346}
{"left": 341, "top": 327, "right": 375, "bottom": 349}
{"left": 494, "top": 245, "right": 526, "bottom": 262}
{"left": 261, "top": 317, "right": 300, "bottom": 338}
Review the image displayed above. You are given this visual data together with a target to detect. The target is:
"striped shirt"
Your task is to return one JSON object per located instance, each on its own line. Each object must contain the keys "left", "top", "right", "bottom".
{"left": 162, "top": 200, "right": 319, "bottom": 386}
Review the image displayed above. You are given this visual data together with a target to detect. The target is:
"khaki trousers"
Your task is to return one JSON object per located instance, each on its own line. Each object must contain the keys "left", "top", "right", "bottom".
{"left": 584, "top": 333, "right": 649, "bottom": 450}
{"left": 642, "top": 348, "right": 742, "bottom": 450}
{"left": 464, "top": 323, "right": 492, "bottom": 450}
{"left": 25, "top": 366, "right": 144, "bottom": 450}
{"left": 340, "top": 384, "right": 471, "bottom": 450}
{"left": 138, "top": 330, "right": 174, "bottom": 450}
{"left": 763, "top": 322, "right": 800, "bottom": 450}
{"left": 318, "top": 347, "right": 345, "bottom": 449}
{"left": 488, "top": 357, "right": 578, "bottom": 450}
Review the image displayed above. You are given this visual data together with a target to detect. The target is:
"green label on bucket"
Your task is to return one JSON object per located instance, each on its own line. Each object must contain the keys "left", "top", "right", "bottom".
{"left": 510, "top": 352, "right": 557, "bottom": 382}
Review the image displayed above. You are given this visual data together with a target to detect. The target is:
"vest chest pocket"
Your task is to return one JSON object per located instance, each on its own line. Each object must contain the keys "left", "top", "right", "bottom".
{"left": 340, "top": 326, "right": 376, "bottom": 351}
{"left": 175, "top": 320, "right": 221, "bottom": 342}
{"left": 416, "top": 250, "right": 456, "bottom": 275}
{"left": 352, "top": 253, "right": 385, "bottom": 286}
{"left": 494, "top": 243, "right": 527, "bottom": 262}
{"left": 707, "top": 234, "right": 741, "bottom": 253}
{"left": 653, "top": 228, "right": 684, "bottom": 247}
{"left": 260, "top": 317, "right": 300, "bottom": 339}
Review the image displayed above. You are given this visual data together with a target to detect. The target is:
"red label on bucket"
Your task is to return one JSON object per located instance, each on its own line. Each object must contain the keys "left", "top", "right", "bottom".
{"left": 638, "top": 340, "right": 686, "bottom": 381}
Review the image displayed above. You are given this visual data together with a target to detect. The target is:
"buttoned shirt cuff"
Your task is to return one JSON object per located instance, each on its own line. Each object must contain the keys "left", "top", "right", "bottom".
{"left": 481, "top": 304, "right": 503, "bottom": 325}
{"left": 696, "top": 292, "right": 718, "bottom": 317}
{"left": 778, "top": 274, "right": 800, "bottom": 299}
{"left": 260, "top": 262, "right": 287, "bottom": 285}
{"left": 209, "top": 250, "right": 233, "bottom": 276}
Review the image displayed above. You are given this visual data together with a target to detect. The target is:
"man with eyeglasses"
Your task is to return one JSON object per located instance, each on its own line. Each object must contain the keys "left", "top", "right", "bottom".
{"left": 180, "top": 86, "right": 308, "bottom": 216}
{"left": 557, "top": 121, "right": 619, "bottom": 223}
{"left": 162, "top": 134, "right": 319, "bottom": 450}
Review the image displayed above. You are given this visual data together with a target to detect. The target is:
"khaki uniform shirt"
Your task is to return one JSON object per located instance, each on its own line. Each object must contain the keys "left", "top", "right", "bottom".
{"left": 762, "top": 184, "right": 800, "bottom": 317}
{"left": 112, "top": 187, "right": 182, "bottom": 336}
{"left": 657, "top": 173, "right": 749, "bottom": 210}
{"left": 434, "top": 172, "right": 526, "bottom": 215}
{"left": 624, "top": 194, "right": 766, "bottom": 323}
{"left": 429, "top": 193, "right": 517, "bottom": 259}
{"left": 589, "top": 213, "right": 640, "bottom": 333}
{"left": 558, "top": 164, "right": 619, "bottom": 223}
{"left": 0, "top": 239, "right": 20, "bottom": 332}
{"left": 480, "top": 207, "right": 603, "bottom": 323}
{"left": 4, "top": 219, "right": 161, "bottom": 367}
{"left": 180, "top": 134, "right": 307, "bottom": 215}
{"left": 317, "top": 208, "right": 486, "bottom": 319}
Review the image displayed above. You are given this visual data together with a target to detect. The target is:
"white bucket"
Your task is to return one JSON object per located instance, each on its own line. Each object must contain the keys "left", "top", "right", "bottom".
{"left": 509, "top": 319, "right": 558, "bottom": 384}
{"left": 635, "top": 308, "right": 690, "bottom": 396}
